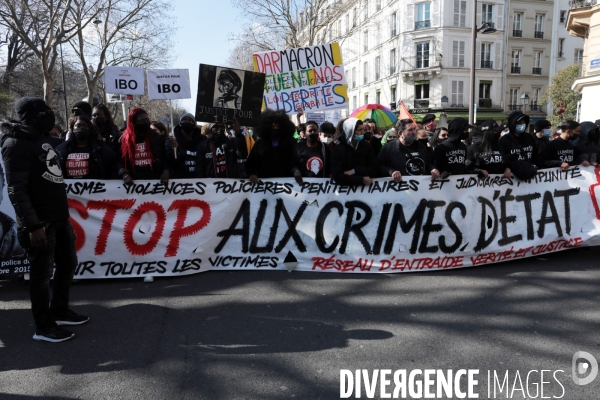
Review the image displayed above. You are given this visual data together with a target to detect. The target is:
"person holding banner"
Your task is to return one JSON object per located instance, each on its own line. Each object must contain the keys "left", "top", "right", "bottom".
{"left": 120, "top": 108, "right": 169, "bottom": 184}
{"left": 246, "top": 109, "right": 296, "bottom": 182}
{"left": 92, "top": 103, "right": 121, "bottom": 155}
{"left": 1, "top": 97, "right": 87, "bottom": 342}
{"left": 56, "top": 116, "right": 119, "bottom": 179}
{"left": 196, "top": 118, "right": 248, "bottom": 178}
{"left": 573, "top": 121, "right": 600, "bottom": 166}
{"left": 331, "top": 118, "right": 378, "bottom": 186}
{"left": 292, "top": 120, "right": 330, "bottom": 183}
{"left": 166, "top": 113, "right": 207, "bottom": 178}
{"left": 377, "top": 118, "right": 438, "bottom": 181}
{"left": 465, "top": 121, "right": 510, "bottom": 178}
{"left": 538, "top": 121, "right": 589, "bottom": 171}
{"left": 498, "top": 111, "right": 538, "bottom": 181}
{"left": 432, "top": 117, "right": 471, "bottom": 178}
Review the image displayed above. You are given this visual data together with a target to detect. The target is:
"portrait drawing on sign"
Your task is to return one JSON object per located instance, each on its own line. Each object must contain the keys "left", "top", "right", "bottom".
{"left": 213, "top": 68, "right": 244, "bottom": 109}
{"left": 307, "top": 157, "right": 323, "bottom": 175}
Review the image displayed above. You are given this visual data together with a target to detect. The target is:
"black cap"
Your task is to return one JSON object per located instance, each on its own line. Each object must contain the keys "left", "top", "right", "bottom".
{"left": 71, "top": 101, "right": 92, "bottom": 117}
{"left": 480, "top": 120, "right": 501, "bottom": 132}
{"left": 421, "top": 113, "right": 436, "bottom": 124}
{"left": 15, "top": 97, "right": 51, "bottom": 124}
{"left": 534, "top": 119, "right": 551, "bottom": 132}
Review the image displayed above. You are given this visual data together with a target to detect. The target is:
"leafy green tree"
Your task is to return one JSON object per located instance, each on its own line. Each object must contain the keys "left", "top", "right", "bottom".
{"left": 541, "top": 64, "right": 580, "bottom": 126}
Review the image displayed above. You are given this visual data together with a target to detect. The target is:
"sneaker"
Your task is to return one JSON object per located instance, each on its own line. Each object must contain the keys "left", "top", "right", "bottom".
{"left": 53, "top": 309, "right": 89, "bottom": 326}
{"left": 33, "top": 326, "right": 75, "bottom": 342}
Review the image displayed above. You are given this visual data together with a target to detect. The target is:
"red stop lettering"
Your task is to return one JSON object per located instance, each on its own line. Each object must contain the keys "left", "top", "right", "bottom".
{"left": 88, "top": 199, "right": 136, "bottom": 255}
{"left": 165, "top": 199, "right": 211, "bottom": 257}
{"left": 124, "top": 201, "right": 166, "bottom": 256}
{"left": 68, "top": 199, "right": 88, "bottom": 252}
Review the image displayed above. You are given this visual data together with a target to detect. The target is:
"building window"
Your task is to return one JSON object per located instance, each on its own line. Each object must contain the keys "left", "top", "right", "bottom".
{"left": 376, "top": 90, "right": 381, "bottom": 104}
{"left": 375, "top": 56, "right": 381, "bottom": 80}
{"left": 376, "top": 0, "right": 381, "bottom": 12}
{"left": 481, "top": 43, "right": 493, "bottom": 68}
{"left": 575, "top": 49, "right": 584, "bottom": 64}
{"left": 558, "top": 38, "right": 565, "bottom": 58}
{"left": 352, "top": 67, "right": 356, "bottom": 88}
{"left": 513, "top": 13, "right": 523, "bottom": 37}
{"left": 451, "top": 80, "right": 464, "bottom": 106}
{"left": 534, "top": 14, "right": 544, "bottom": 38}
{"left": 482, "top": 4, "right": 494, "bottom": 26}
{"left": 353, "top": 8, "right": 357, "bottom": 27}
{"left": 452, "top": 40, "right": 465, "bottom": 68}
{"left": 336, "top": 20, "right": 341, "bottom": 38}
{"left": 531, "top": 88, "right": 542, "bottom": 111}
{"left": 363, "top": 30, "right": 369, "bottom": 52}
{"left": 453, "top": 0, "right": 466, "bottom": 27}
{"left": 560, "top": 11, "right": 566, "bottom": 23}
{"left": 416, "top": 41, "right": 430, "bottom": 69}
{"left": 353, "top": 95, "right": 357, "bottom": 110}
{"left": 511, "top": 50, "right": 521, "bottom": 74}
{"left": 363, "top": 61, "right": 369, "bottom": 84}
{"left": 364, "top": 93, "right": 369, "bottom": 105}
{"left": 414, "top": 81, "right": 430, "bottom": 108}
{"left": 345, "top": 14, "right": 350, "bottom": 33}
{"left": 479, "top": 81, "right": 492, "bottom": 106}
{"left": 416, "top": 2, "right": 431, "bottom": 29}
{"left": 533, "top": 51, "right": 542, "bottom": 74}
{"left": 390, "top": 86, "right": 397, "bottom": 103}
{"left": 509, "top": 88, "right": 520, "bottom": 110}
{"left": 390, "top": 49, "right": 397, "bottom": 74}
{"left": 390, "top": 12, "right": 397, "bottom": 36}
{"left": 365, "top": 0, "right": 370, "bottom": 20}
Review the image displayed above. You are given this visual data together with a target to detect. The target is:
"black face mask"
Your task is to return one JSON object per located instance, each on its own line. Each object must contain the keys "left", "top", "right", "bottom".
{"left": 180, "top": 122, "right": 195, "bottom": 132}
{"left": 74, "top": 128, "right": 91, "bottom": 142}
{"left": 271, "top": 129, "right": 281, "bottom": 138}
{"left": 135, "top": 122, "right": 151, "bottom": 133}
{"left": 364, "top": 132, "right": 372, "bottom": 141}
{"left": 418, "top": 138, "right": 429, "bottom": 145}
{"left": 437, "top": 137, "right": 447, "bottom": 144}
{"left": 93, "top": 116, "right": 105, "bottom": 129}
{"left": 307, "top": 133, "right": 319, "bottom": 143}
{"left": 33, "top": 114, "right": 55, "bottom": 133}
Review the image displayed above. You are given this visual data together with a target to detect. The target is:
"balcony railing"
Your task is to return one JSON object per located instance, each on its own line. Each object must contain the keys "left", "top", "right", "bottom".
{"left": 480, "top": 60, "right": 493, "bottom": 69}
{"left": 511, "top": 65, "right": 521, "bottom": 74}
{"left": 479, "top": 98, "right": 492, "bottom": 108}
{"left": 414, "top": 99, "right": 430, "bottom": 108}
{"left": 569, "top": 0, "right": 598, "bottom": 8}
{"left": 482, "top": 21, "right": 495, "bottom": 28}
{"left": 508, "top": 104, "right": 522, "bottom": 111}
{"left": 513, "top": 29, "right": 522, "bottom": 37}
{"left": 530, "top": 104, "right": 542, "bottom": 112}
{"left": 402, "top": 56, "right": 442, "bottom": 71}
{"left": 532, "top": 67, "right": 542, "bottom": 75}
{"left": 415, "top": 20, "right": 431, "bottom": 30}
{"left": 534, "top": 31, "right": 544, "bottom": 38}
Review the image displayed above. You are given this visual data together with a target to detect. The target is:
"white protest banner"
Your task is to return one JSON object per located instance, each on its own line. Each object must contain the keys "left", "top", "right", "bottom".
{"left": 147, "top": 69, "right": 191, "bottom": 100}
{"left": 306, "top": 112, "right": 325, "bottom": 125}
{"left": 104, "top": 66, "right": 145, "bottom": 95}
{"left": 253, "top": 43, "right": 349, "bottom": 114}
{"left": 2, "top": 168, "right": 600, "bottom": 278}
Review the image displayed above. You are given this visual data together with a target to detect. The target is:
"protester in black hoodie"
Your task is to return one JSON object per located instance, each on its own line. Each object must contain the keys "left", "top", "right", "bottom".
{"left": 539, "top": 120, "right": 589, "bottom": 170}
{"left": 466, "top": 121, "right": 510, "bottom": 178}
{"left": 247, "top": 109, "right": 296, "bottom": 182}
{"left": 331, "top": 118, "right": 378, "bottom": 186}
{"left": 498, "top": 111, "right": 537, "bottom": 180}
{"left": 166, "top": 113, "right": 206, "bottom": 178}
{"left": 1, "top": 97, "right": 87, "bottom": 343}
{"left": 56, "top": 116, "right": 118, "bottom": 179}
{"left": 92, "top": 103, "right": 121, "bottom": 155}
{"left": 196, "top": 119, "right": 248, "bottom": 178}
{"left": 378, "top": 118, "right": 438, "bottom": 181}
{"left": 573, "top": 121, "right": 599, "bottom": 166}
{"left": 533, "top": 119, "right": 552, "bottom": 157}
{"left": 433, "top": 117, "right": 470, "bottom": 177}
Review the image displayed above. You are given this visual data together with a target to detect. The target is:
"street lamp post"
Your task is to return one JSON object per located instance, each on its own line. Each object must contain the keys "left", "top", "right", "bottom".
{"left": 468, "top": 0, "right": 496, "bottom": 127}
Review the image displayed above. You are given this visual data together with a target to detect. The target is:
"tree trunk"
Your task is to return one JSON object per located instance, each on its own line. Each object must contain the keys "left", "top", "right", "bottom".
{"left": 43, "top": 68, "right": 53, "bottom": 105}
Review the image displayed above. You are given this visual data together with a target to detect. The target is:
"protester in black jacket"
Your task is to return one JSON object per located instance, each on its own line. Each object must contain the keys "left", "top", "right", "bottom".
{"left": 498, "top": 111, "right": 537, "bottom": 180}
{"left": 539, "top": 120, "right": 589, "bottom": 170}
{"left": 166, "top": 113, "right": 207, "bottom": 178}
{"left": 573, "top": 121, "right": 599, "bottom": 166}
{"left": 433, "top": 117, "right": 470, "bottom": 177}
{"left": 56, "top": 116, "right": 118, "bottom": 179}
{"left": 92, "top": 103, "right": 121, "bottom": 155}
{"left": 292, "top": 120, "right": 331, "bottom": 183}
{"left": 247, "top": 109, "right": 296, "bottom": 181}
{"left": 120, "top": 107, "right": 169, "bottom": 184}
{"left": 378, "top": 118, "right": 438, "bottom": 181}
{"left": 196, "top": 120, "right": 248, "bottom": 178}
{"left": 466, "top": 121, "right": 510, "bottom": 178}
{"left": 1, "top": 97, "right": 87, "bottom": 342}
{"left": 330, "top": 118, "right": 378, "bottom": 186}
{"left": 533, "top": 119, "right": 551, "bottom": 157}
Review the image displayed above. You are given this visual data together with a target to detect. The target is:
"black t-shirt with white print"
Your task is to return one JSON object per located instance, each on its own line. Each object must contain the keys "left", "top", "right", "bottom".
{"left": 433, "top": 140, "right": 467, "bottom": 174}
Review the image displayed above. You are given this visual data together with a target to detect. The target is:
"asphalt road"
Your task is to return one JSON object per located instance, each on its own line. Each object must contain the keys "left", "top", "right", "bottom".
{"left": 1, "top": 247, "right": 599, "bottom": 400}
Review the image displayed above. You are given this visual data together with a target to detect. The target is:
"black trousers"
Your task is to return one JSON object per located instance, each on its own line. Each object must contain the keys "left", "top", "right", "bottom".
{"left": 18, "top": 220, "right": 78, "bottom": 329}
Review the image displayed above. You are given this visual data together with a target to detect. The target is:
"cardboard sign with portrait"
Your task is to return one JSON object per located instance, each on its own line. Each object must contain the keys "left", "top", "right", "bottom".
{"left": 195, "top": 64, "right": 265, "bottom": 126}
